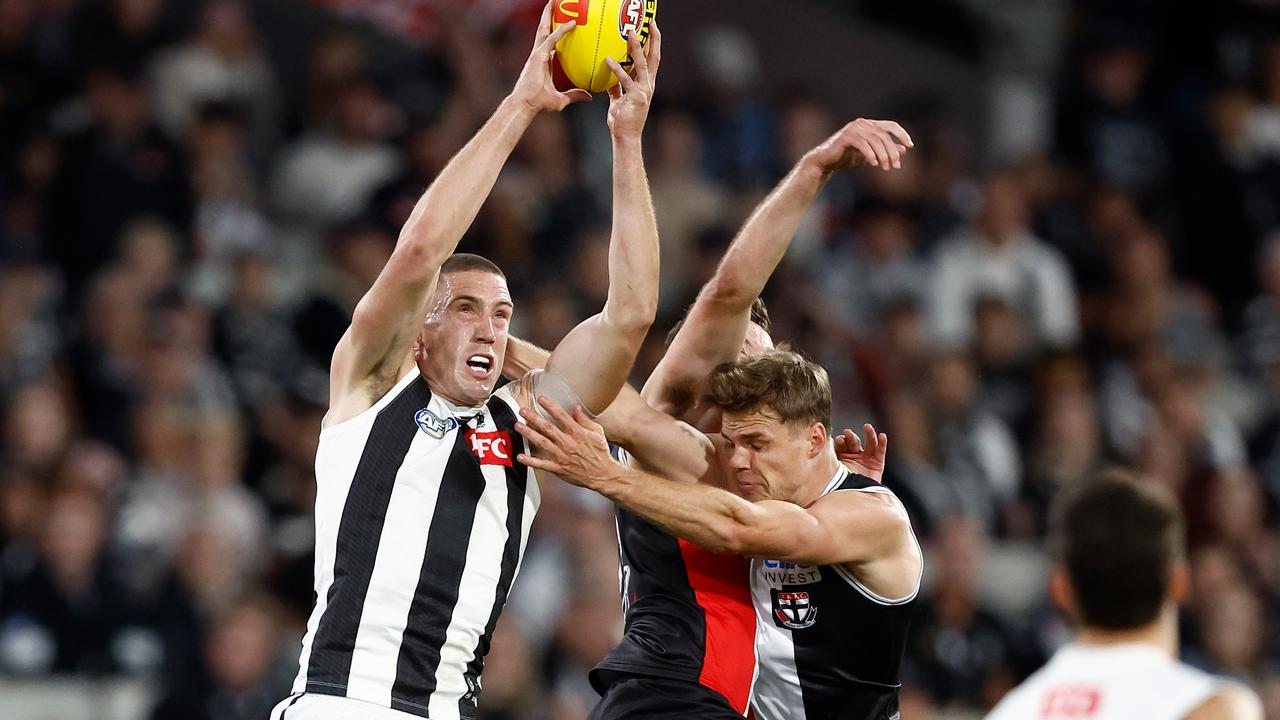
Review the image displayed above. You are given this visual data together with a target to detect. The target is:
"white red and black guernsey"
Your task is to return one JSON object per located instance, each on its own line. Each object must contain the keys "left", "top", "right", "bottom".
{"left": 590, "top": 447, "right": 757, "bottom": 715}
{"left": 750, "top": 469, "right": 920, "bottom": 720}
{"left": 291, "top": 370, "right": 538, "bottom": 720}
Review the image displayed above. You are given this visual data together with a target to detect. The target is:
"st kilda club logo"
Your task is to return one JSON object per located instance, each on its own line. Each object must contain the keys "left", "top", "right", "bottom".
{"left": 771, "top": 588, "right": 818, "bottom": 630}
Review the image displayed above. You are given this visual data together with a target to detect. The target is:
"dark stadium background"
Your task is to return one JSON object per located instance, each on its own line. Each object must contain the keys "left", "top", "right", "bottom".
{"left": 1, "top": 0, "right": 1278, "bottom": 717}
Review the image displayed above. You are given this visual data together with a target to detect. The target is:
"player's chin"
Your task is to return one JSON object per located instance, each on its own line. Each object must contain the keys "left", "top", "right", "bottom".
{"left": 456, "top": 373, "right": 498, "bottom": 403}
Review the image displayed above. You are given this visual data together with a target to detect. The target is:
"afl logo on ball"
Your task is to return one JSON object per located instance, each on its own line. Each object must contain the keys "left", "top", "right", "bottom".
{"left": 617, "top": 0, "right": 656, "bottom": 41}
{"left": 554, "top": 0, "right": 588, "bottom": 25}
{"left": 772, "top": 589, "right": 818, "bottom": 630}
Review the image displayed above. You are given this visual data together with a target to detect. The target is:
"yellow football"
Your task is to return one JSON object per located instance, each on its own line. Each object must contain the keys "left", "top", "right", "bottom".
{"left": 552, "top": 0, "right": 658, "bottom": 93}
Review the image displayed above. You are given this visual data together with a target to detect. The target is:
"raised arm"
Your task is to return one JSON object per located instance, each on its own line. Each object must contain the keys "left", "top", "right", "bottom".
{"left": 531, "top": 28, "right": 662, "bottom": 413}
{"left": 643, "top": 119, "right": 914, "bottom": 418}
{"left": 327, "top": 4, "right": 589, "bottom": 423}
{"left": 503, "top": 337, "right": 718, "bottom": 485}
{"left": 516, "top": 400, "right": 918, "bottom": 579}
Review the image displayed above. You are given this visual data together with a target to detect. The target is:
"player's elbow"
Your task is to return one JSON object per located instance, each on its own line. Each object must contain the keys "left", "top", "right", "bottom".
{"left": 718, "top": 519, "right": 785, "bottom": 557}
{"left": 713, "top": 522, "right": 753, "bottom": 556}
{"left": 396, "top": 223, "right": 452, "bottom": 270}
{"left": 701, "top": 272, "right": 754, "bottom": 310}
{"left": 602, "top": 295, "right": 658, "bottom": 341}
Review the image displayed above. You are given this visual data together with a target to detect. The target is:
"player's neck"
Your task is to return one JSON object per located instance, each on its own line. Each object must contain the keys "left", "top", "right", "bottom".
{"left": 1075, "top": 605, "right": 1178, "bottom": 658}
{"left": 799, "top": 450, "right": 843, "bottom": 506}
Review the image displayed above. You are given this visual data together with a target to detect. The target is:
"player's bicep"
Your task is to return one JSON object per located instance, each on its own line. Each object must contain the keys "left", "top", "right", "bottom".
{"left": 338, "top": 253, "right": 439, "bottom": 383}
{"left": 543, "top": 312, "right": 640, "bottom": 414}
{"left": 784, "top": 491, "right": 911, "bottom": 566}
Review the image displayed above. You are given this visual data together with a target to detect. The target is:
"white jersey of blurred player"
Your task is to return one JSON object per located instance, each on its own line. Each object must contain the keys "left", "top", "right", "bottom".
{"left": 984, "top": 472, "right": 1261, "bottom": 720}
{"left": 986, "top": 642, "right": 1225, "bottom": 720}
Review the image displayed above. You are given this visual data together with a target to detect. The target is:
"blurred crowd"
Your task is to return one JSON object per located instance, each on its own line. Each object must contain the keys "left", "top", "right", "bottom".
{"left": 1, "top": 0, "right": 1279, "bottom": 719}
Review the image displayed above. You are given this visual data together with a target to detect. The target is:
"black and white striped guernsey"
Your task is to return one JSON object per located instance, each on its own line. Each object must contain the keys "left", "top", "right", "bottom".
{"left": 291, "top": 369, "right": 538, "bottom": 719}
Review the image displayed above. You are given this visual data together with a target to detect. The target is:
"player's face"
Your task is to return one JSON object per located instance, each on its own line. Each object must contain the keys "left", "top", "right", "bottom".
{"left": 719, "top": 409, "right": 821, "bottom": 504}
{"left": 739, "top": 323, "right": 774, "bottom": 359}
{"left": 419, "top": 270, "right": 513, "bottom": 407}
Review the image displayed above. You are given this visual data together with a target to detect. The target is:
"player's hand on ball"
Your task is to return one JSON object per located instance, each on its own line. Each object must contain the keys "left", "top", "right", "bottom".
{"left": 606, "top": 21, "right": 662, "bottom": 139}
{"left": 512, "top": 2, "right": 593, "bottom": 114}
{"left": 516, "top": 397, "right": 617, "bottom": 488}
{"left": 835, "top": 423, "right": 888, "bottom": 483}
{"left": 806, "top": 119, "right": 914, "bottom": 174}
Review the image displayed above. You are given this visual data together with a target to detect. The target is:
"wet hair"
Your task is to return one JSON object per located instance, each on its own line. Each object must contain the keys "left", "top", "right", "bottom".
{"left": 1051, "top": 469, "right": 1184, "bottom": 630}
{"left": 440, "top": 253, "right": 505, "bottom": 278}
{"left": 709, "top": 348, "right": 831, "bottom": 427}
{"left": 665, "top": 297, "right": 771, "bottom": 349}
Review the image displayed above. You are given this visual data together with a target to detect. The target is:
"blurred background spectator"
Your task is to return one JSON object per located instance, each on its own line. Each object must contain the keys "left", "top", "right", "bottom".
{"left": 0, "top": 1, "right": 1278, "bottom": 718}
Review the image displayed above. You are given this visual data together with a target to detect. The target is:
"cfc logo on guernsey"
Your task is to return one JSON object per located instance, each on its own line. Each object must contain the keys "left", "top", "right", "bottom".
{"left": 771, "top": 588, "right": 818, "bottom": 630}
{"left": 1041, "top": 685, "right": 1101, "bottom": 718}
{"left": 467, "top": 429, "right": 514, "bottom": 467}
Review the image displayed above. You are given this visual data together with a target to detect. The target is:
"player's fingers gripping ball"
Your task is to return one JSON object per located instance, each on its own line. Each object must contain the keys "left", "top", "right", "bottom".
{"left": 551, "top": 0, "right": 658, "bottom": 93}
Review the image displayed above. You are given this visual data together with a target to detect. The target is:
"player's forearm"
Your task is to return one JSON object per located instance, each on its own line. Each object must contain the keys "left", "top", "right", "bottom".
{"left": 589, "top": 463, "right": 760, "bottom": 553}
{"left": 396, "top": 96, "right": 537, "bottom": 265}
{"left": 702, "top": 157, "right": 827, "bottom": 307}
{"left": 642, "top": 157, "right": 827, "bottom": 411}
{"left": 600, "top": 137, "right": 660, "bottom": 336}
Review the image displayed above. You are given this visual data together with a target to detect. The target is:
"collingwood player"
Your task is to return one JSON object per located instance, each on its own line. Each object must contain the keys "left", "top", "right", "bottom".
{"left": 985, "top": 472, "right": 1263, "bottom": 720}
{"left": 503, "top": 119, "right": 913, "bottom": 719}
{"left": 270, "top": 8, "right": 662, "bottom": 720}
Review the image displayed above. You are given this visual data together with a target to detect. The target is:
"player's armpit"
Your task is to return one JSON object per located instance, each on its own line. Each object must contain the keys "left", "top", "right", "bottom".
{"left": 328, "top": 260, "right": 440, "bottom": 423}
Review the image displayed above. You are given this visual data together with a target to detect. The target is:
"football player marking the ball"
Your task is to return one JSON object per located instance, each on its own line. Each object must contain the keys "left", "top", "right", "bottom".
{"left": 269, "top": 6, "right": 662, "bottom": 720}
{"left": 505, "top": 120, "right": 919, "bottom": 720}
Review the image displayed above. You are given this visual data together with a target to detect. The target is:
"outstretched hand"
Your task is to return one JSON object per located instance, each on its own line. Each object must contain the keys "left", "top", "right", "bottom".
{"left": 834, "top": 423, "right": 888, "bottom": 483}
{"left": 806, "top": 119, "right": 914, "bottom": 174}
{"left": 511, "top": 2, "right": 593, "bottom": 114}
{"left": 516, "top": 396, "right": 618, "bottom": 488}
{"left": 606, "top": 22, "right": 662, "bottom": 139}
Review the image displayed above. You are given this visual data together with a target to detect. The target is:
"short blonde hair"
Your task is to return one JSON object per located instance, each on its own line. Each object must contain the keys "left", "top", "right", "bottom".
{"left": 709, "top": 349, "right": 832, "bottom": 427}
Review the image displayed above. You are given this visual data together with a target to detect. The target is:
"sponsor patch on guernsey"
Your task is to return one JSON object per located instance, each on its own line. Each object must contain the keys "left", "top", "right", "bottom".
{"left": 761, "top": 559, "right": 822, "bottom": 585}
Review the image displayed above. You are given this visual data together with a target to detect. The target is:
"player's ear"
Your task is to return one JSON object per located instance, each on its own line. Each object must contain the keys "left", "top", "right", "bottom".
{"left": 1168, "top": 560, "right": 1190, "bottom": 606}
{"left": 1048, "top": 566, "right": 1076, "bottom": 617}
{"left": 808, "top": 422, "right": 827, "bottom": 457}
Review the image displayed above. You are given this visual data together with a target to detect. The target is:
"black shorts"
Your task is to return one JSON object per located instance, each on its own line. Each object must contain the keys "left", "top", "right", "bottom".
{"left": 588, "top": 673, "right": 744, "bottom": 720}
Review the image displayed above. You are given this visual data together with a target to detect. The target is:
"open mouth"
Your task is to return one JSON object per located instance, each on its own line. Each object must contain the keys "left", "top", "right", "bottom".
{"left": 466, "top": 354, "right": 494, "bottom": 378}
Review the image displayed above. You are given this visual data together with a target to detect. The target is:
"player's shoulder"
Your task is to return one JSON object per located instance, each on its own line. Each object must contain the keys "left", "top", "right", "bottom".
{"left": 984, "top": 667, "right": 1053, "bottom": 720}
{"left": 490, "top": 380, "right": 522, "bottom": 407}
{"left": 1183, "top": 682, "right": 1264, "bottom": 720}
